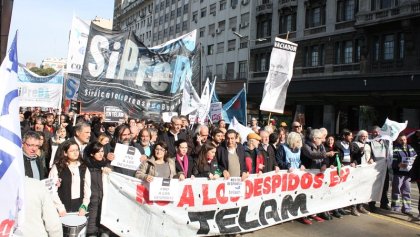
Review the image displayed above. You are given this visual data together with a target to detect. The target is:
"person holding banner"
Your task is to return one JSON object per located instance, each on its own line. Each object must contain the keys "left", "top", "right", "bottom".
{"left": 110, "top": 124, "right": 142, "bottom": 176}
{"left": 391, "top": 134, "right": 417, "bottom": 215}
{"left": 216, "top": 129, "right": 248, "bottom": 180}
{"left": 174, "top": 139, "right": 194, "bottom": 180}
{"left": 49, "top": 140, "right": 91, "bottom": 217}
{"left": 84, "top": 141, "right": 113, "bottom": 237}
{"left": 193, "top": 143, "right": 221, "bottom": 179}
{"left": 136, "top": 141, "right": 176, "bottom": 182}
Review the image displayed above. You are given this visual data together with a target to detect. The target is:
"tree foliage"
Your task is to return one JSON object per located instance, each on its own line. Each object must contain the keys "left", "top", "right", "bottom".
{"left": 29, "top": 67, "right": 56, "bottom": 76}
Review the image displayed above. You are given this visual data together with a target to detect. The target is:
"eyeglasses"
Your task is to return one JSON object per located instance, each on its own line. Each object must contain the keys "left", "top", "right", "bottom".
{"left": 24, "top": 143, "right": 40, "bottom": 148}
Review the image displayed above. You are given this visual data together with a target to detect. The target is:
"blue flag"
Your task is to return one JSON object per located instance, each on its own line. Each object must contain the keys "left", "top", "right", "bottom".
{"left": 0, "top": 31, "right": 25, "bottom": 233}
{"left": 222, "top": 88, "right": 246, "bottom": 125}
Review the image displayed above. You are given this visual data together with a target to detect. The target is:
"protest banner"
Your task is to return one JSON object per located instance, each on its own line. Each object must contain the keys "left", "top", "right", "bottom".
{"left": 66, "top": 16, "right": 90, "bottom": 75}
{"left": 104, "top": 106, "right": 126, "bottom": 123}
{"left": 111, "top": 144, "right": 141, "bottom": 171}
{"left": 17, "top": 66, "right": 64, "bottom": 109}
{"left": 260, "top": 37, "right": 298, "bottom": 114}
{"left": 65, "top": 73, "right": 81, "bottom": 100}
{"left": 79, "top": 24, "right": 198, "bottom": 119}
{"left": 101, "top": 159, "right": 386, "bottom": 236}
{"left": 162, "top": 112, "right": 178, "bottom": 123}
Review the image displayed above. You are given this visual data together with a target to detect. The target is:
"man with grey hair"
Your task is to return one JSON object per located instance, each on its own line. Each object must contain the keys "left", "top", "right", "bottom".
{"left": 192, "top": 125, "right": 210, "bottom": 158}
{"left": 53, "top": 122, "right": 92, "bottom": 163}
{"left": 158, "top": 116, "right": 193, "bottom": 157}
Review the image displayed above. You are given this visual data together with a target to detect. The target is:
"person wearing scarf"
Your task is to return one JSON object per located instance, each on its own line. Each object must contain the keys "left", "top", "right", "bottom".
{"left": 84, "top": 141, "right": 112, "bottom": 237}
{"left": 174, "top": 139, "right": 194, "bottom": 180}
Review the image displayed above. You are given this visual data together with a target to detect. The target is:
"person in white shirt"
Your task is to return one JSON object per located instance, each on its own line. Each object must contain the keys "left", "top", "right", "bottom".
{"left": 49, "top": 140, "right": 91, "bottom": 217}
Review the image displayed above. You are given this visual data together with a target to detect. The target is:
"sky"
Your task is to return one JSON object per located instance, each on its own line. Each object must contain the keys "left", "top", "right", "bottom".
{"left": 8, "top": 0, "right": 114, "bottom": 65}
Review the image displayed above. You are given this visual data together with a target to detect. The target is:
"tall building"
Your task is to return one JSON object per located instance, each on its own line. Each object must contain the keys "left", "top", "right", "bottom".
{"left": 114, "top": 0, "right": 420, "bottom": 131}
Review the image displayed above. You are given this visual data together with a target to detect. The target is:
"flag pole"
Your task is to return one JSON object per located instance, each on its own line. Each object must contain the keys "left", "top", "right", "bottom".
{"left": 244, "top": 82, "right": 247, "bottom": 126}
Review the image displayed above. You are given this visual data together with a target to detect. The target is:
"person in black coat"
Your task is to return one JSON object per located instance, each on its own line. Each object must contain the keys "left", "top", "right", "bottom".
{"left": 157, "top": 116, "right": 193, "bottom": 157}
{"left": 84, "top": 141, "right": 112, "bottom": 237}
{"left": 193, "top": 143, "right": 221, "bottom": 179}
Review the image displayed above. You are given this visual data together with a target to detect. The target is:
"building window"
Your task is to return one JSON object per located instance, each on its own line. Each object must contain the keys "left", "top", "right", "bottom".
{"left": 226, "top": 62, "right": 235, "bottom": 80}
{"left": 337, "top": 0, "right": 356, "bottom": 22}
{"left": 305, "top": 45, "right": 324, "bottom": 67}
{"left": 183, "top": 3, "right": 189, "bottom": 13}
{"left": 182, "top": 21, "right": 188, "bottom": 31}
{"left": 177, "top": 7, "right": 182, "bottom": 17}
{"left": 216, "top": 64, "right": 224, "bottom": 79}
{"left": 201, "top": 7, "right": 207, "bottom": 18}
{"left": 209, "top": 24, "right": 215, "bottom": 35}
{"left": 218, "top": 20, "right": 225, "bottom": 31}
{"left": 206, "top": 65, "right": 213, "bottom": 79}
{"left": 257, "top": 16, "right": 271, "bottom": 38}
{"left": 373, "top": 36, "right": 379, "bottom": 61}
{"left": 383, "top": 34, "right": 394, "bottom": 60}
{"left": 220, "top": 0, "right": 227, "bottom": 10}
{"left": 380, "top": 0, "right": 392, "bottom": 9}
{"left": 208, "top": 44, "right": 214, "bottom": 55}
{"left": 279, "top": 8, "right": 296, "bottom": 33}
{"left": 176, "top": 23, "right": 181, "bottom": 33}
{"left": 241, "top": 13, "right": 250, "bottom": 26}
{"left": 171, "top": 10, "right": 175, "bottom": 20}
{"left": 228, "top": 39, "right": 236, "bottom": 51}
{"left": 398, "top": 33, "right": 404, "bottom": 59}
{"left": 239, "top": 61, "right": 247, "bottom": 79}
{"left": 229, "top": 17, "right": 237, "bottom": 30}
{"left": 305, "top": 3, "right": 326, "bottom": 28}
{"left": 210, "top": 3, "right": 217, "bottom": 15}
{"left": 239, "top": 36, "right": 248, "bottom": 48}
{"left": 169, "top": 26, "right": 174, "bottom": 35}
{"left": 231, "top": 0, "right": 238, "bottom": 8}
{"left": 217, "top": 42, "right": 225, "bottom": 53}
{"left": 344, "top": 41, "right": 353, "bottom": 64}
{"left": 355, "top": 39, "right": 361, "bottom": 62}
{"left": 192, "top": 11, "right": 198, "bottom": 22}
{"left": 199, "top": 27, "right": 205, "bottom": 37}
{"left": 335, "top": 42, "right": 341, "bottom": 64}
{"left": 256, "top": 53, "right": 270, "bottom": 72}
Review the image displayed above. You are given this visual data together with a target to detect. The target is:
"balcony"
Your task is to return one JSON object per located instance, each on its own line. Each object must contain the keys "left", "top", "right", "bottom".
{"left": 278, "top": 0, "right": 297, "bottom": 8}
{"left": 256, "top": 0, "right": 273, "bottom": 15}
{"left": 302, "top": 66, "right": 325, "bottom": 74}
{"left": 332, "top": 63, "right": 360, "bottom": 72}
{"left": 304, "top": 25, "right": 326, "bottom": 36}
{"left": 356, "top": 2, "right": 420, "bottom": 27}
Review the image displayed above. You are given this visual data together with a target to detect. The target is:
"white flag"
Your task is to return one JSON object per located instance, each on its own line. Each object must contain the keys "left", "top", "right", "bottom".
{"left": 66, "top": 16, "right": 90, "bottom": 74}
{"left": 180, "top": 78, "right": 201, "bottom": 116}
{"left": 229, "top": 117, "right": 253, "bottom": 144}
{"left": 0, "top": 32, "right": 25, "bottom": 234}
{"left": 197, "top": 78, "right": 213, "bottom": 124}
{"left": 260, "top": 38, "right": 298, "bottom": 113}
{"left": 379, "top": 118, "right": 408, "bottom": 141}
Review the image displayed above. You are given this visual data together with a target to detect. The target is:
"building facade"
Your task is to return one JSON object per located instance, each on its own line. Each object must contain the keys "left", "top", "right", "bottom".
{"left": 40, "top": 58, "right": 67, "bottom": 71}
{"left": 114, "top": 0, "right": 420, "bottom": 132}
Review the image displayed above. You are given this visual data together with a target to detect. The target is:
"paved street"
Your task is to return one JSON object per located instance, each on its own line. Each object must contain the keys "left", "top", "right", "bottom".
{"left": 244, "top": 182, "right": 420, "bottom": 237}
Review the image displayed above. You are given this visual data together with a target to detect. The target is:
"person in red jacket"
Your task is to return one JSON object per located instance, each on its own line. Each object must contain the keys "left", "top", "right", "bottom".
{"left": 244, "top": 133, "right": 264, "bottom": 174}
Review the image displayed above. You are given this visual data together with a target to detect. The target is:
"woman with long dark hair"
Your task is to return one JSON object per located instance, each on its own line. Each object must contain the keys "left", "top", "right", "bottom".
{"left": 84, "top": 141, "right": 112, "bottom": 237}
{"left": 49, "top": 140, "right": 91, "bottom": 217}
{"left": 193, "top": 143, "right": 221, "bottom": 180}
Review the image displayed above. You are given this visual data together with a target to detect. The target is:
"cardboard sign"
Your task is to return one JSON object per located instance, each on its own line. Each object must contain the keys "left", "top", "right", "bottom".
{"left": 104, "top": 106, "right": 126, "bottom": 123}
{"left": 111, "top": 143, "right": 141, "bottom": 170}
{"left": 225, "top": 177, "right": 245, "bottom": 197}
{"left": 210, "top": 102, "right": 222, "bottom": 123}
{"left": 162, "top": 112, "right": 178, "bottom": 123}
{"left": 149, "top": 177, "right": 179, "bottom": 201}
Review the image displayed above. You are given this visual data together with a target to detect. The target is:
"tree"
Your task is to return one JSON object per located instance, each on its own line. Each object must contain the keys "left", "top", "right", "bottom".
{"left": 29, "top": 67, "right": 56, "bottom": 76}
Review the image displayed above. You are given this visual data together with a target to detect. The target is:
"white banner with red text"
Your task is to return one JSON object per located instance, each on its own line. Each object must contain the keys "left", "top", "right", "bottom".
{"left": 101, "top": 160, "right": 386, "bottom": 237}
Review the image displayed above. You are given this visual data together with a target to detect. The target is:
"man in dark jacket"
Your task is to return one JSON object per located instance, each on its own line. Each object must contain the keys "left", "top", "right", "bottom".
{"left": 216, "top": 129, "right": 248, "bottom": 180}
{"left": 23, "top": 131, "right": 47, "bottom": 180}
{"left": 157, "top": 116, "right": 193, "bottom": 157}
{"left": 259, "top": 130, "right": 279, "bottom": 172}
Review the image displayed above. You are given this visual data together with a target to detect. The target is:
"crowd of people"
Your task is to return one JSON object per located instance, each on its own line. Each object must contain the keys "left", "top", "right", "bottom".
{"left": 19, "top": 108, "right": 420, "bottom": 236}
